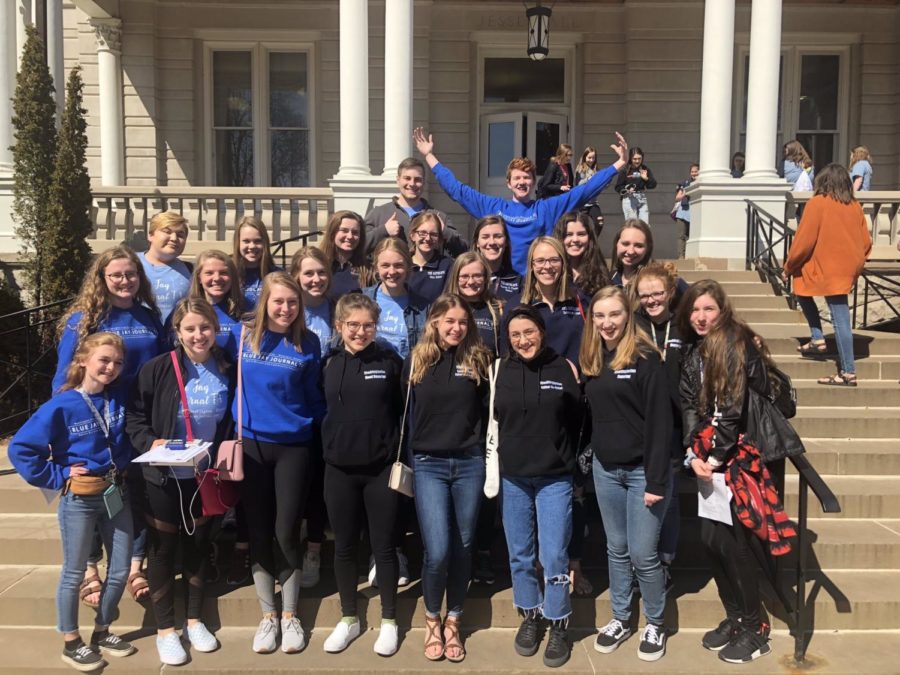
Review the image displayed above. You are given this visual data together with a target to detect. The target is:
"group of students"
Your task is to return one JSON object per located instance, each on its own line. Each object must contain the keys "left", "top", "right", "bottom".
{"left": 10, "top": 130, "right": 791, "bottom": 672}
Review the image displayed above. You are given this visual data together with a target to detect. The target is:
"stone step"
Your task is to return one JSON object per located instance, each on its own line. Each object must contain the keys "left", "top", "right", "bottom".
{"left": 709, "top": 281, "right": 778, "bottom": 296}
{"left": 680, "top": 270, "right": 763, "bottom": 283}
{"left": 792, "top": 381, "right": 900, "bottom": 407}
{"left": 749, "top": 325, "right": 900, "bottom": 357}
{"left": 735, "top": 308, "right": 806, "bottom": 324}
{"left": 775, "top": 356, "right": 900, "bottom": 381}
{"left": 782, "top": 475, "right": 900, "bottom": 519}
{"left": 789, "top": 439, "right": 900, "bottom": 476}
{"left": 1, "top": 626, "right": 896, "bottom": 674}
{"left": 0, "top": 565, "right": 897, "bottom": 631}
{"left": 726, "top": 295, "right": 790, "bottom": 309}
{"left": 790, "top": 407, "right": 900, "bottom": 439}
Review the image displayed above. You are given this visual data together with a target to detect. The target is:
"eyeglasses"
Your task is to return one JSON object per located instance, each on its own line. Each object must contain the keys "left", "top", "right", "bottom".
{"left": 532, "top": 257, "right": 562, "bottom": 269}
{"left": 458, "top": 273, "right": 486, "bottom": 283}
{"left": 343, "top": 321, "right": 377, "bottom": 333}
{"left": 638, "top": 290, "right": 667, "bottom": 302}
{"left": 414, "top": 231, "right": 439, "bottom": 240}
{"left": 106, "top": 272, "right": 139, "bottom": 282}
{"left": 509, "top": 328, "right": 540, "bottom": 342}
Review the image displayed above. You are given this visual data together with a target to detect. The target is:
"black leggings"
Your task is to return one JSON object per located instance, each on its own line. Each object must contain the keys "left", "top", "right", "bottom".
{"left": 324, "top": 463, "right": 399, "bottom": 619}
{"left": 144, "top": 476, "right": 212, "bottom": 630}
{"left": 305, "top": 449, "right": 326, "bottom": 545}
{"left": 240, "top": 440, "right": 311, "bottom": 582}
{"left": 700, "top": 512, "right": 761, "bottom": 628}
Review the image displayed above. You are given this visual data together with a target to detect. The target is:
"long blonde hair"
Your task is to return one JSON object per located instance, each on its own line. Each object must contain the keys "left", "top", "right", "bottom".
{"left": 233, "top": 216, "right": 276, "bottom": 282}
{"left": 189, "top": 249, "right": 244, "bottom": 319}
{"left": 580, "top": 286, "right": 658, "bottom": 376}
{"left": 849, "top": 145, "right": 871, "bottom": 166}
{"left": 446, "top": 252, "right": 504, "bottom": 350}
{"left": 57, "top": 245, "right": 160, "bottom": 345}
{"left": 59, "top": 332, "right": 126, "bottom": 393}
{"left": 243, "top": 271, "right": 307, "bottom": 354}
{"left": 409, "top": 293, "right": 491, "bottom": 386}
{"left": 521, "top": 237, "right": 574, "bottom": 305}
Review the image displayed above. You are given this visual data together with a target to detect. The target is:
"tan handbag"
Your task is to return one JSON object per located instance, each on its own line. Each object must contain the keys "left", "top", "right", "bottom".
{"left": 388, "top": 359, "right": 415, "bottom": 498}
{"left": 215, "top": 325, "right": 245, "bottom": 481}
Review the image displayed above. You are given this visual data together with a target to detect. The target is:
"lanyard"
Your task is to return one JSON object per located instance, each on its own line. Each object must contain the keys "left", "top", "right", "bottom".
{"left": 76, "top": 389, "right": 117, "bottom": 473}
{"left": 650, "top": 319, "right": 671, "bottom": 362}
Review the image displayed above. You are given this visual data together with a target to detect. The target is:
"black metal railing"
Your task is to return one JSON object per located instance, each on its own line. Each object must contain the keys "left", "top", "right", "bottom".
{"left": 270, "top": 230, "right": 322, "bottom": 270}
{"left": 0, "top": 297, "right": 71, "bottom": 438}
{"left": 745, "top": 199, "right": 797, "bottom": 307}
{"left": 851, "top": 267, "right": 900, "bottom": 330}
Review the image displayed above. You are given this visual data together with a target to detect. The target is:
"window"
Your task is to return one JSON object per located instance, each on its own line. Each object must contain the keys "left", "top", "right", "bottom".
{"left": 483, "top": 57, "right": 565, "bottom": 104}
{"left": 208, "top": 45, "right": 313, "bottom": 187}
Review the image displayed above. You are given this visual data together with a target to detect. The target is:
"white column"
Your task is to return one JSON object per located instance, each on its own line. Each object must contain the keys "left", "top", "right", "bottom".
{"left": 337, "top": 0, "right": 370, "bottom": 176}
{"left": 46, "top": 0, "right": 65, "bottom": 120}
{"left": 382, "top": 0, "right": 413, "bottom": 175}
{"left": 15, "top": 0, "right": 32, "bottom": 69}
{"left": 91, "top": 18, "right": 125, "bottom": 186}
{"left": 0, "top": 1, "right": 17, "bottom": 171}
{"left": 697, "top": 0, "right": 735, "bottom": 180}
{"left": 743, "top": 0, "right": 783, "bottom": 180}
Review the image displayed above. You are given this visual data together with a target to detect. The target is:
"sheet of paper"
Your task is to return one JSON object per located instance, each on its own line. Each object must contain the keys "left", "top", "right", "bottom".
{"left": 132, "top": 440, "right": 213, "bottom": 466}
{"left": 697, "top": 473, "right": 733, "bottom": 526}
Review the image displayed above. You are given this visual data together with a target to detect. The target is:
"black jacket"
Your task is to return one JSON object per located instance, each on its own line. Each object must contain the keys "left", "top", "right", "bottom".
{"left": 494, "top": 347, "right": 581, "bottom": 477}
{"left": 321, "top": 342, "right": 404, "bottom": 469}
{"left": 584, "top": 347, "right": 672, "bottom": 496}
{"left": 537, "top": 161, "right": 574, "bottom": 199}
{"left": 126, "top": 347, "right": 235, "bottom": 486}
{"left": 679, "top": 335, "right": 769, "bottom": 467}
{"left": 470, "top": 300, "right": 508, "bottom": 358}
{"left": 615, "top": 165, "right": 658, "bottom": 194}
{"left": 491, "top": 264, "right": 523, "bottom": 303}
{"left": 403, "top": 348, "right": 488, "bottom": 454}
{"left": 637, "top": 313, "right": 685, "bottom": 448}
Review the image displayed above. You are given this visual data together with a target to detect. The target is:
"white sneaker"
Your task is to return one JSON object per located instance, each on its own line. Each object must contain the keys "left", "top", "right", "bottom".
{"left": 186, "top": 622, "right": 219, "bottom": 653}
{"left": 281, "top": 616, "right": 307, "bottom": 653}
{"left": 252, "top": 616, "right": 278, "bottom": 654}
{"left": 374, "top": 622, "right": 399, "bottom": 657}
{"left": 298, "top": 549, "right": 320, "bottom": 589}
{"left": 323, "top": 620, "right": 360, "bottom": 653}
{"left": 397, "top": 549, "right": 410, "bottom": 587}
{"left": 156, "top": 632, "right": 188, "bottom": 665}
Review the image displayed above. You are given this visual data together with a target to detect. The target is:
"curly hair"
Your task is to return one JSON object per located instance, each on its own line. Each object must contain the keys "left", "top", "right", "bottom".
{"left": 57, "top": 245, "right": 160, "bottom": 347}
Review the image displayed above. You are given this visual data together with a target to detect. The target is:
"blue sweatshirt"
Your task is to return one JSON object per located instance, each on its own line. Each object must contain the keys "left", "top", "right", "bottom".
{"left": 225, "top": 324, "right": 326, "bottom": 444}
{"left": 213, "top": 301, "right": 240, "bottom": 350}
{"left": 8, "top": 389, "right": 130, "bottom": 491}
{"left": 138, "top": 253, "right": 192, "bottom": 325}
{"left": 53, "top": 306, "right": 168, "bottom": 394}
{"left": 431, "top": 162, "right": 619, "bottom": 275}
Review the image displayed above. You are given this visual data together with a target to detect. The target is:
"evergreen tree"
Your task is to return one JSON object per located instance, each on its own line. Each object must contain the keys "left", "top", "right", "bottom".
{"left": 11, "top": 25, "right": 58, "bottom": 308}
{"left": 43, "top": 66, "right": 92, "bottom": 305}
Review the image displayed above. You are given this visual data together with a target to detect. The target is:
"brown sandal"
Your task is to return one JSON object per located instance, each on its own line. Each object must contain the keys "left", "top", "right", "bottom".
{"left": 79, "top": 571, "right": 102, "bottom": 608}
{"left": 443, "top": 615, "right": 466, "bottom": 663}
{"left": 126, "top": 571, "right": 149, "bottom": 602}
{"left": 424, "top": 614, "right": 444, "bottom": 661}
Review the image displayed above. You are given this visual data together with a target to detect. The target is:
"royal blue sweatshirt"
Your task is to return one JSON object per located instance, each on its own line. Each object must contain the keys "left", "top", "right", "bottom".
{"left": 432, "top": 162, "right": 619, "bottom": 275}
{"left": 213, "top": 301, "right": 240, "bottom": 350}
{"left": 225, "top": 324, "right": 326, "bottom": 445}
{"left": 53, "top": 306, "right": 168, "bottom": 394}
{"left": 8, "top": 389, "right": 130, "bottom": 491}
{"left": 409, "top": 254, "right": 454, "bottom": 304}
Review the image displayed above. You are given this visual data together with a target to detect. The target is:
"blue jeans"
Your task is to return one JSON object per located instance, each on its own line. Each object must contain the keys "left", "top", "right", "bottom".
{"left": 797, "top": 294, "right": 856, "bottom": 375}
{"left": 593, "top": 460, "right": 669, "bottom": 626}
{"left": 57, "top": 491, "right": 134, "bottom": 633}
{"left": 501, "top": 474, "right": 573, "bottom": 621}
{"left": 413, "top": 449, "right": 484, "bottom": 617}
{"left": 621, "top": 192, "right": 649, "bottom": 221}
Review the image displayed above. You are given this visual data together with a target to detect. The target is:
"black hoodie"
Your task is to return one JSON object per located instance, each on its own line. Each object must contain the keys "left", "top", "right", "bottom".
{"left": 403, "top": 347, "right": 488, "bottom": 454}
{"left": 321, "top": 342, "right": 404, "bottom": 468}
{"left": 583, "top": 346, "right": 672, "bottom": 496}
{"left": 493, "top": 347, "right": 582, "bottom": 477}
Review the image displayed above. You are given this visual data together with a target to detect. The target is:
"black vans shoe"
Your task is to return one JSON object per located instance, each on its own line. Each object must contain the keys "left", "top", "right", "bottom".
{"left": 514, "top": 614, "right": 542, "bottom": 657}
{"left": 543, "top": 622, "right": 570, "bottom": 668}
{"left": 61, "top": 642, "right": 104, "bottom": 672}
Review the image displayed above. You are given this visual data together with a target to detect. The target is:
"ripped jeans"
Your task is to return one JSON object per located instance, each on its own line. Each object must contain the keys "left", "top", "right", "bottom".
{"left": 500, "top": 474, "right": 573, "bottom": 621}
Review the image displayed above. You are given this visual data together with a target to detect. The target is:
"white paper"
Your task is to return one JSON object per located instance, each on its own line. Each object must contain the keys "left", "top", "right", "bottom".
{"left": 697, "top": 473, "right": 733, "bottom": 525}
{"left": 132, "top": 440, "right": 212, "bottom": 467}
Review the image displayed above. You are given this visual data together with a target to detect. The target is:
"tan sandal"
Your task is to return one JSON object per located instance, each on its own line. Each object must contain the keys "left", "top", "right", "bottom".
{"left": 443, "top": 615, "right": 465, "bottom": 663}
{"left": 126, "top": 571, "right": 149, "bottom": 602}
{"left": 79, "top": 571, "right": 102, "bottom": 608}
{"left": 424, "top": 614, "right": 444, "bottom": 661}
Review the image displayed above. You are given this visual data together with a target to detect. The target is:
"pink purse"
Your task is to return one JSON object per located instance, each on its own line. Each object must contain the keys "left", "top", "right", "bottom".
{"left": 215, "top": 325, "right": 245, "bottom": 481}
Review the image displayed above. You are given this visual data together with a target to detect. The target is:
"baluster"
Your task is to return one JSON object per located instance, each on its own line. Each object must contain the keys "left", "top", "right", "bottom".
{"left": 185, "top": 195, "right": 204, "bottom": 241}
{"left": 261, "top": 198, "right": 278, "bottom": 240}
{"left": 872, "top": 201, "right": 891, "bottom": 246}
{"left": 298, "top": 198, "right": 311, "bottom": 240}
{"left": 93, "top": 196, "right": 110, "bottom": 240}
{"left": 133, "top": 197, "right": 148, "bottom": 240}
{"left": 112, "top": 195, "right": 131, "bottom": 243}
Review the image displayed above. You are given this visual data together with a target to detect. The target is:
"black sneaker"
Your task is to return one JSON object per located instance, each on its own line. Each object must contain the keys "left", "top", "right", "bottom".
{"left": 702, "top": 617, "right": 740, "bottom": 651}
{"left": 90, "top": 631, "right": 136, "bottom": 658}
{"left": 637, "top": 623, "right": 667, "bottom": 662}
{"left": 594, "top": 618, "right": 632, "bottom": 654}
{"left": 718, "top": 627, "right": 772, "bottom": 664}
{"left": 61, "top": 642, "right": 104, "bottom": 672}
{"left": 543, "top": 622, "right": 570, "bottom": 668}
{"left": 514, "top": 614, "right": 542, "bottom": 657}
{"left": 473, "top": 551, "right": 495, "bottom": 585}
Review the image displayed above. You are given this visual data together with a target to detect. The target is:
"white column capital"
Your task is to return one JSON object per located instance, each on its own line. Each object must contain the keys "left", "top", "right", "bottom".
{"left": 90, "top": 17, "right": 122, "bottom": 54}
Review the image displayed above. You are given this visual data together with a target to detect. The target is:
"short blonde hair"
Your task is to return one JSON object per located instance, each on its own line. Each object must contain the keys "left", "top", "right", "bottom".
{"left": 148, "top": 211, "right": 188, "bottom": 236}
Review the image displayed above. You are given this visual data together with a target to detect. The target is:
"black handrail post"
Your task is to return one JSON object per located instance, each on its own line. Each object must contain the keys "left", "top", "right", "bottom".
{"left": 794, "top": 474, "right": 809, "bottom": 663}
{"left": 24, "top": 312, "right": 33, "bottom": 419}
{"left": 746, "top": 205, "right": 753, "bottom": 271}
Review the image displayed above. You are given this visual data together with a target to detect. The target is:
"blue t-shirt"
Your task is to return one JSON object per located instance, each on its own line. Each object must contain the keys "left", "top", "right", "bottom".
{"left": 171, "top": 359, "right": 229, "bottom": 479}
{"left": 213, "top": 302, "right": 240, "bottom": 350}
{"left": 375, "top": 292, "right": 410, "bottom": 358}
{"left": 138, "top": 253, "right": 191, "bottom": 325}
{"left": 53, "top": 305, "right": 168, "bottom": 394}
{"left": 242, "top": 267, "right": 263, "bottom": 311}
{"left": 850, "top": 160, "right": 872, "bottom": 192}
{"left": 304, "top": 302, "right": 333, "bottom": 359}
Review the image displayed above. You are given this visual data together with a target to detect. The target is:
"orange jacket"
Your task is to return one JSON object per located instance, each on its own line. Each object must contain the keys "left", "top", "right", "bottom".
{"left": 784, "top": 195, "right": 871, "bottom": 297}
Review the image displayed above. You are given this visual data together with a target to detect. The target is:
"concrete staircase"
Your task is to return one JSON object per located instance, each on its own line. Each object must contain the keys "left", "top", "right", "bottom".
{"left": 1, "top": 260, "right": 899, "bottom": 672}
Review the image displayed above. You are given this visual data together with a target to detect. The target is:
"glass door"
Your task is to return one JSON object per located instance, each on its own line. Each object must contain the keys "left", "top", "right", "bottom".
{"left": 527, "top": 113, "right": 568, "bottom": 176}
{"left": 480, "top": 113, "right": 525, "bottom": 198}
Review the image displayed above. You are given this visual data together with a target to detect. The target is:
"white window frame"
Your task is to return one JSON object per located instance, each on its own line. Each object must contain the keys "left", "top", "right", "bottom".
{"left": 203, "top": 41, "right": 317, "bottom": 187}
{"left": 732, "top": 37, "right": 853, "bottom": 167}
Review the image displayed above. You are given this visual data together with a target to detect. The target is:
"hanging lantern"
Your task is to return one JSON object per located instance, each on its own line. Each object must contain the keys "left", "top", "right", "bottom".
{"left": 525, "top": 2, "right": 552, "bottom": 61}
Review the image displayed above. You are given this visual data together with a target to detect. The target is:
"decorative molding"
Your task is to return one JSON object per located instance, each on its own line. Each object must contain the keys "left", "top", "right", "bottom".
{"left": 89, "top": 17, "right": 122, "bottom": 53}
